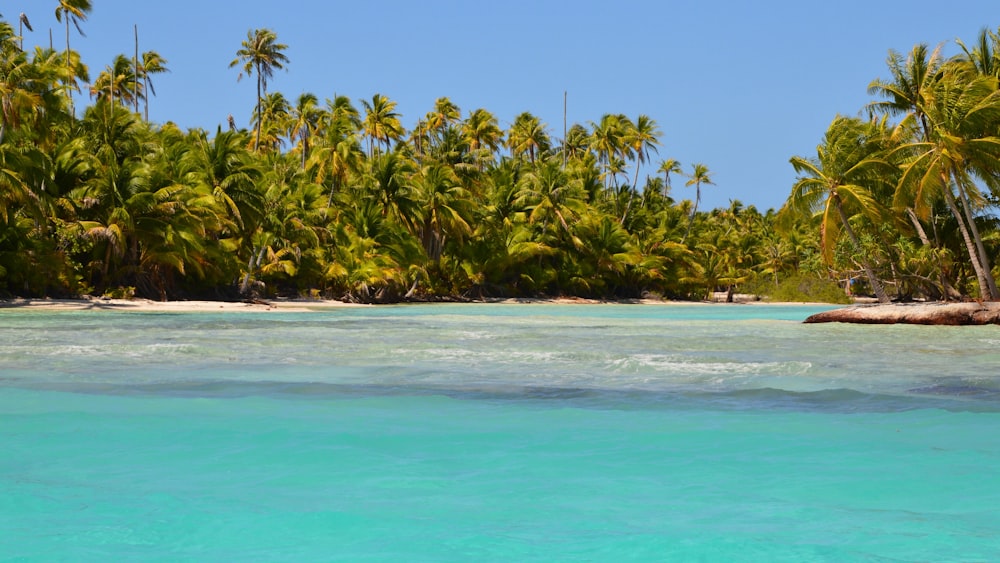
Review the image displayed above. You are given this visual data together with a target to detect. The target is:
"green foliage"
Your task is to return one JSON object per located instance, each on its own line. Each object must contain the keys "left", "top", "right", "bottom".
{"left": 3, "top": 13, "right": 1000, "bottom": 303}
{"left": 760, "top": 274, "right": 852, "bottom": 304}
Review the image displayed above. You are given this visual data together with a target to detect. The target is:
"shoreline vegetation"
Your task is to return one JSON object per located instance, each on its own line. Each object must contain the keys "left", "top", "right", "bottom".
{"left": 0, "top": 294, "right": 814, "bottom": 313}
{"left": 3, "top": 12, "right": 1000, "bottom": 320}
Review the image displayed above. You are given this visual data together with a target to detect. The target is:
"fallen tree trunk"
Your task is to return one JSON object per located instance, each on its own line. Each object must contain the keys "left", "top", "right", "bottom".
{"left": 804, "top": 302, "right": 1000, "bottom": 325}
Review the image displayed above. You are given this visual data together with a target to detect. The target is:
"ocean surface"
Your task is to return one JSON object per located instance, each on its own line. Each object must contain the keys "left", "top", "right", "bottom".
{"left": 2, "top": 303, "right": 999, "bottom": 561}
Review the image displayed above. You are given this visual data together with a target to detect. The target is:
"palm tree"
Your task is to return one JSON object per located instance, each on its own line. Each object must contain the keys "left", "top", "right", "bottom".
{"left": 657, "top": 158, "right": 682, "bottom": 197}
{"left": 309, "top": 102, "right": 363, "bottom": 206}
{"left": 54, "top": 0, "right": 91, "bottom": 115}
{"left": 90, "top": 54, "right": 137, "bottom": 109}
{"left": 229, "top": 28, "right": 289, "bottom": 152}
{"left": 626, "top": 114, "right": 661, "bottom": 189}
{"left": 361, "top": 93, "right": 405, "bottom": 156}
{"left": 781, "top": 116, "right": 893, "bottom": 303}
{"left": 515, "top": 158, "right": 587, "bottom": 244}
{"left": 461, "top": 108, "right": 504, "bottom": 170}
{"left": 251, "top": 91, "right": 290, "bottom": 153}
{"left": 18, "top": 13, "right": 32, "bottom": 51}
{"left": 138, "top": 50, "right": 168, "bottom": 121}
{"left": 287, "top": 92, "right": 321, "bottom": 168}
{"left": 682, "top": 163, "right": 714, "bottom": 242}
{"left": 890, "top": 65, "right": 1000, "bottom": 300}
{"left": 507, "top": 111, "right": 550, "bottom": 164}
{"left": 589, "top": 113, "right": 626, "bottom": 188}
{"left": 412, "top": 163, "right": 472, "bottom": 264}
{"left": 957, "top": 27, "right": 1000, "bottom": 79}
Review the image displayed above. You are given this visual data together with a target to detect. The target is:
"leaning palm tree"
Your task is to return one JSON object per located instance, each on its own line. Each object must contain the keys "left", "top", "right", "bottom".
{"left": 781, "top": 116, "right": 893, "bottom": 303}
{"left": 682, "top": 163, "right": 714, "bottom": 242}
{"left": 229, "top": 28, "right": 289, "bottom": 152}
{"left": 891, "top": 64, "right": 1000, "bottom": 300}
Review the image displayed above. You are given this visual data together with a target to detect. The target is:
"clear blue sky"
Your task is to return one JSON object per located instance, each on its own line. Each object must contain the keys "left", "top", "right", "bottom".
{"left": 15, "top": 1, "right": 999, "bottom": 211}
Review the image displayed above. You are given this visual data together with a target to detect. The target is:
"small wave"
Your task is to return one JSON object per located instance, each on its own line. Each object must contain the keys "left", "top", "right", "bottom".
{"left": 10, "top": 380, "right": 997, "bottom": 413}
{"left": 606, "top": 354, "right": 813, "bottom": 377}
{"left": 6, "top": 342, "right": 196, "bottom": 358}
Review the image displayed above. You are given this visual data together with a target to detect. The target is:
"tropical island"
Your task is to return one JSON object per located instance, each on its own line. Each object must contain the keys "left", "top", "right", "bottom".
{"left": 2, "top": 6, "right": 1000, "bottom": 322}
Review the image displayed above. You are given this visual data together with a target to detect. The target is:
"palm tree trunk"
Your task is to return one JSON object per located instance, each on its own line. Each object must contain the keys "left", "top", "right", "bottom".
{"left": 835, "top": 198, "right": 890, "bottom": 303}
{"left": 942, "top": 176, "right": 995, "bottom": 300}
{"left": 905, "top": 207, "right": 930, "bottom": 246}
{"left": 65, "top": 20, "right": 73, "bottom": 117}
{"left": 134, "top": 25, "right": 140, "bottom": 114}
{"left": 955, "top": 178, "right": 999, "bottom": 299}
{"left": 682, "top": 184, "right": 701, "bottom": 243}
{"left": 254, "top": 66, "right": 262, "bottom": 152}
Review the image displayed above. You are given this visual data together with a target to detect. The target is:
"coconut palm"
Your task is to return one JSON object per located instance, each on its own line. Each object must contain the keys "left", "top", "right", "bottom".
{"left": 461, "top": 108, "right": 504, "bottom": 170}
{"left": 626, "top": 114, "right": 661, "bottom": 189}
{"left": 138, "top": 50, "right": 168, "bottom": 121}
{"left": 589, "top": 113, "right": 627, "bottom": 188}
{"left": 781, "top": 116, "right": 893, "bottom": 303}
{"left": 90, "top": 54, "right": 138, "bottom": 109}
{"left": 657, "top": 158, "right": 682, "bottom": 197}
{"left": 54, "top": 0, "right": 90, "bottom": 112}
{"left": 309, "top": 105, "right": 363, "bottom": 206}
{"left": 515, "top": 158, "right": 587, "bottom": 244}
{"left": 251, "top": 91, "right": 290, "bottom": 153}
{"left": 412, "top": 163, "right": 472, "bottom": 264}
{"left": 682, "top": 163, "right": 714, "bottom": 242}
{"left": 891, "top": 64, "right": 1000, "bottom": 300}
{"left": 361, "top": 93, "right": 404, "bottom": 156}
{"left": 957, "top": 27, "right": 1000, "bottom": 79}
{"left": 229, "top": 28, "right": 289, "bottom": 152}
{"left": 286, "top": 92, "right": 321, "bottom": 168}
{"left": 507, "top": 111, "right": 550, "bottom": 164}
{"left": 17, "top": 13, "right": 32, "bottom": 51}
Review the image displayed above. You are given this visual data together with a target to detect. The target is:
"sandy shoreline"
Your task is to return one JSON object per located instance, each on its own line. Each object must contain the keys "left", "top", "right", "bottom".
{"left": 0, "top": 295, "right": 832, "bottom": 313}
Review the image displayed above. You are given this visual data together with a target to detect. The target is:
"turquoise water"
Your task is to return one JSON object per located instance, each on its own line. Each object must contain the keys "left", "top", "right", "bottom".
{"left": 2, "top": 304, "right": 999, "bottom": 561}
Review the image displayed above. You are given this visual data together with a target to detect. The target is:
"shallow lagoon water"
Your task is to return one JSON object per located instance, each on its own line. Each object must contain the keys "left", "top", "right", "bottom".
{"left": 2, "top": 304, "right": 999, "bottom": 560}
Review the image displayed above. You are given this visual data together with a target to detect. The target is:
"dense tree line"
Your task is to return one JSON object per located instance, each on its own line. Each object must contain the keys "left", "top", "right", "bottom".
{"left": 1, "top": 7, "right": 998, "bottom": 303}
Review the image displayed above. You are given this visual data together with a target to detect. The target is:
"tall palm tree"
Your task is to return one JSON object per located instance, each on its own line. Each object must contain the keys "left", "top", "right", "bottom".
{"left": 461, "top": 108, "right": 504, "bottom": 170}
{"left": 54, "top": 0, "right": 91, "bottom": 115}
{"left": 286, "top": 92, "right": 321, "bottom": 168}
{"left": 891, "top": 65, "right": 1000, "bottom": 300}
{"left": 309, "top": 101, "right": 363, "bottom": 206}
{"left": 781, "top": 116, "right": 893, "bottom": 303}
{"left": 251, "top": 91, "right": 290, "bottom": 153}
{"left": 138, "top": 50, "right": 168, "bottom": 121}
{"left": 229, "top": 28, "right": 289, "bottom": 152}
{"left": 507, "top": 111, "right": 550, "bottom": 164}
{"left": 360, "top": 93, "right": 404, "bottom": 156}
{"left": 18, "top": 13, "right": 32, "bottom": 51}
{"left": 626, "top": 114, "right": 661, "bottom": 189}
{"left": 412, "top": 162, "right": 472, "bottom": 263}
{"left": 515, "top": 158, "right": 587, "bottom": 243}
{"left": 0, "top": 41, "right": 41, "bottom": 143}
{"left": 682, "top": 163, "right": 714, "bottom": 242}
{"left": 90, "top": 54, "right": 137, "bottom": 109}
{"left": 957, "top": 27, "right": 1000, "bottom": 79}
{"left": 589, "top": 113, "right": 626, "bottom": 188}
{"left": 657, "top": 158, "right": 682, "bottom": 197}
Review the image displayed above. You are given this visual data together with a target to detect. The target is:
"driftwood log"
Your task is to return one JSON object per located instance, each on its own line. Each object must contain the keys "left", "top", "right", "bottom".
{"left": 804, "top": 302, "right": 1000, "bottom": 325}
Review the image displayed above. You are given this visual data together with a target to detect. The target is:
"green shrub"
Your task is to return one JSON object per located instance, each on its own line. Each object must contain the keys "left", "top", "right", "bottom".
{"left": 758, "top": 274, "right": 851, "bottom": 304}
